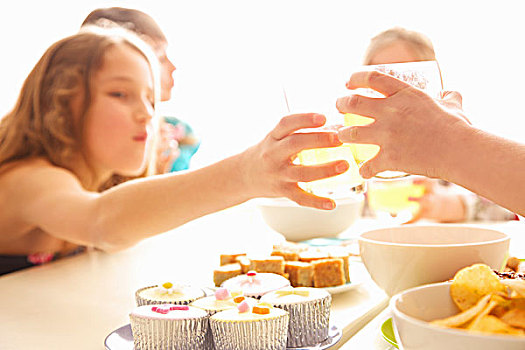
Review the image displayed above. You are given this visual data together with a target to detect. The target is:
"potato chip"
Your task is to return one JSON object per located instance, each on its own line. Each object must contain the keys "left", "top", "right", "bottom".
{"left": 450, "top": 264, "right": 506, "bottom": 311}
{"left": 501, "top": 309, "right": 525, "bottom": 330}
{"left": 467, "top": 315, "right": 524, "bottom": 336}
{"left": 501, "top": 279, "right": 525, "bottom": 297}
{"left": 431, "top": 293, "right": 492, "bottom": 328}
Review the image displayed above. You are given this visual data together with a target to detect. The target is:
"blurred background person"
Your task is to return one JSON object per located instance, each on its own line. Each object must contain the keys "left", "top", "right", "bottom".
{"left": 82, "top": 7, "right": 200, "bottom": 176}
{"left": 360, "top": 27, "right": 517, "bottom": 223}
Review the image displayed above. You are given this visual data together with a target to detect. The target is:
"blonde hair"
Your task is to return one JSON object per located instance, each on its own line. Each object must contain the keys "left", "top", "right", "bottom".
{"left": 363, "top": 27, "right": 436, "bottom": 65}
{"left": 0, "top": 29, "right": 160, "bottom": 188}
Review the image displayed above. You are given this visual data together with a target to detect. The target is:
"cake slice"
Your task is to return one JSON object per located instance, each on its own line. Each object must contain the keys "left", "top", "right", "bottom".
{"left": 214, "top": 263, "right": 242, "bottom": 287}
{"left": 312, "top": 258, "right": 345, "bottom": 287}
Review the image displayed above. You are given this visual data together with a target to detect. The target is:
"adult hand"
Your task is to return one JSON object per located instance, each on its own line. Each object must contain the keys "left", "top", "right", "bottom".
{"left": 336, "top": 71, "right": 469, "bottom": 180}
{"left": 241, "top": 113, "right": 349, "bottom": 210}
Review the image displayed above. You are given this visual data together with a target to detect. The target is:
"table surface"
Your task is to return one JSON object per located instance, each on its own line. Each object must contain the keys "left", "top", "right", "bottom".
{"left": 0, "top": 201, "right": 522, "bottom": 350}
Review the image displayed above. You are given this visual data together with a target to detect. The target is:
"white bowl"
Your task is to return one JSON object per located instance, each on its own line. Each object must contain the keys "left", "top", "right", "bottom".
{"left": 359, "top": 225, "right": 509, "bottom": 296}
{"left": 257, "top": 193, "right": 364, "bottom": 242}
{"left": 391, "top": 282, "right": 525, "bottom": 350}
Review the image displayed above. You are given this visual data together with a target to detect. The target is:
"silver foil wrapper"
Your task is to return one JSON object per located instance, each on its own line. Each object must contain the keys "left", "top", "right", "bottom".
{"left": 135, "top": 286, "right": 201, "bottom": 307}
{"left": 274, "top": 295, "right": 331, "bottom": 347}
{"left": 130, "top": 314, "right": 208, "bottom": 350}
{"left": 210, "top": 313, "right": 289, "bottom": 350}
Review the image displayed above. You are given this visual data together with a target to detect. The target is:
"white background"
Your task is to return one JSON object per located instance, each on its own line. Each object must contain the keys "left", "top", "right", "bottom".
{"left": 1, "top": 0, "right": 524, "bottom": 167}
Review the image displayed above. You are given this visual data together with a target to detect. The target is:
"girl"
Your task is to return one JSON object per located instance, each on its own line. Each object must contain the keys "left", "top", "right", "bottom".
{"left": 82, "top": 7, "right": 199, "bottom": 175}
{"left": 0, "top": 29, "right": 347, "bottom": 274}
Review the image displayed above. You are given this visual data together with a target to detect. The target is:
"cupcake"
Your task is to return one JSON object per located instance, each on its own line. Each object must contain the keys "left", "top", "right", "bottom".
{"left": 135, "top": 282, "right": 205, "bottom": 306}
{"left": 210, "top": 300, "right": 289, "bottom": 350}
{"left": 190, "top": 287, "right": 258, "bottom": 315}
{"left": 221, "top": 271, "right": 290, "bottom": 298}
{"left": 130, "top": 304, "right": 208, "bottom": 350}
{"left": 190, "top": 287, "right": 258, "bottom": 349}
{"left": 260, "top": 286, "right": 331, "bottom": 347}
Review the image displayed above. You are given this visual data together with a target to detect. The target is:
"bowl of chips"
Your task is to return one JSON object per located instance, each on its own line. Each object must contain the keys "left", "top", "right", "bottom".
{"left": 390, "top": 264, "right": 525, "bottom": 350}
{"left": 359, "top": 224, "right": 510, "bottom": 296}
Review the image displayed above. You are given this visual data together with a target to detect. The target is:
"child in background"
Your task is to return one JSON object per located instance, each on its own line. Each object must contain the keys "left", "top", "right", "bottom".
{"left": 362, "top": 27, "right": 516, "bottom": 222}
{"left": 82, "top": 7, "right": 199, "bottom": 175}
{"left": 0, "top": 28, "right": 347, "bottom": 275}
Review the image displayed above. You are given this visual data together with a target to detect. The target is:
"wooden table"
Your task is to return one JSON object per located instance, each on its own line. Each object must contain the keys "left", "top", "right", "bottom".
{"left": 0, "top": 201, "right": 389, "bottom": 350}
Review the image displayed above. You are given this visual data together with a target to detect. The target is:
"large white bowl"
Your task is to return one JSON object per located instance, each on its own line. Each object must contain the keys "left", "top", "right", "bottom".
{"left": 391, "top": 282, "right": 525, "bottom": 350}
{"left": 359, "top": 225, "right": 509, "bottom": 296}
{"left": 257, "top": 193, "right": 364, "bottom": 242}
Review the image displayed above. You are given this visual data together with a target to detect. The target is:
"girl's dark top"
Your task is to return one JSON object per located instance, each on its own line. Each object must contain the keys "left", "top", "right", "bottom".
{"left": 0, "top": 247, "right": 86, "bottom": 276}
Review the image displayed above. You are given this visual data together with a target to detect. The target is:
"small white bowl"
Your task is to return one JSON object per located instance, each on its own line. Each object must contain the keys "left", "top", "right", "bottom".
{"left": 257, "top": 193, "right": 364, "bottom": 242}
{"left": 391, "top": 282, "right": 525, "bottom": 350}
{"left": 359, "top": 225, "right": 509, "bottom": 296}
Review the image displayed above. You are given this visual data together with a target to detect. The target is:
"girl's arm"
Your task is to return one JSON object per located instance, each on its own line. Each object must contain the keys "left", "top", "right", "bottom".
{"left": 8, "top": 113, "right": 349, "bottom": 251}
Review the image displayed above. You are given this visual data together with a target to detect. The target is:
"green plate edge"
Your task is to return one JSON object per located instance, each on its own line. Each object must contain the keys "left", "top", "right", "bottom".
{"left": 381, "top": 318, "right": 398, "bottom": 349}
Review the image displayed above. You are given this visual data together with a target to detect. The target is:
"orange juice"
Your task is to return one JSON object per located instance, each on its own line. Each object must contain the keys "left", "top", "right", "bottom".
{"left": 343, "top": 113, "right": 380, "bottom": 164}
{"left": 367, "top": 179, "right": 425, "bottom": 215}
{"left": 297, "top": 143, "right": 365, "bottom": 196}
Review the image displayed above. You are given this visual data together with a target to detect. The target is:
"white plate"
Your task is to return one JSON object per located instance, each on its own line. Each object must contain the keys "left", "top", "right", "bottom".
{"left": 104, "top": 323, "right": 342, "bottom": 350}
{"left": 322, "top": 280, "right": 363, "bottom": 294}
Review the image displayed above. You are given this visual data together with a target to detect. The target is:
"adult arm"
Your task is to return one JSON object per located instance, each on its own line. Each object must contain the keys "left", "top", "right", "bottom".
{"left": 335, "top": 71, "right": 525, "bottom": 216}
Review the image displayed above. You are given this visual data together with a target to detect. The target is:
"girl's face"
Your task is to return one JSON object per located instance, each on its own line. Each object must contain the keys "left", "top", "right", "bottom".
{"left": 153, "top": 41, "right": 176, "bottom": 101}
{"left": 82, "top": 43, "right": 155, "bottom": 177}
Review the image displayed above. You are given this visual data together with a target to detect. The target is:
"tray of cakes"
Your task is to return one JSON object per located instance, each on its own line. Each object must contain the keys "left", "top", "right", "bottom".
{"left": 105, "top": 281, "right": 342, "bottom": 349}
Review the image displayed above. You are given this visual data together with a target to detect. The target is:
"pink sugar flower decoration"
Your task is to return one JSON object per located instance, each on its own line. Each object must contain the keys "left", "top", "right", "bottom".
{"left": 215, "top": 287, "right": 230, "bottom": 300}
{"left": 237, "top": 300, "right": 250, "bottom": 313}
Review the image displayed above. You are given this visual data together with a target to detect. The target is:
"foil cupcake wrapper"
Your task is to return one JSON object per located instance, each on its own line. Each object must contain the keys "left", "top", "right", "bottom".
{"left": 210, "top": 313, "right": 289, "bottom": 350}
{"left": 273, "top": 295, "right": 331, "bottom": 347}
{"left": 135, "top": 286, "right": 202, "bottom": 307}
{"left": 130, "top": 314, "right": 209, "bottom": 350}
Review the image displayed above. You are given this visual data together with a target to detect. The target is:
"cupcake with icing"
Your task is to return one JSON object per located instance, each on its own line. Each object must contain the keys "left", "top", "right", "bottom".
{"left": 130, "top": 304, "right": 208, "bottom": 349}
{"left": 135, "top": 281, "right": 205, "bottom": 306}
{"left": 220, "top": 271, "right": 290, "bottom": 298}
{"left": 190, "top": 287, "right": 258, "bottom": 315}
{"left": 190, "top": 287, "right": 258, "bottom": 349}
{"left": 260, "top": 286, "right": 331, "bottom": 347}
{"left": 210, "top": 300, "right": 289, "bottom": 350}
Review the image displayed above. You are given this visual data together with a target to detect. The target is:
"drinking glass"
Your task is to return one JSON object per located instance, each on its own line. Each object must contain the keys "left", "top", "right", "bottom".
{"left": 282, "top": 75, "right": 366, "bottom": 198}
{"left": 344, "top": 60, "right": 443, "bottom": 179}
{"left": 366, "top": 176, "right": 425, "bottom": 224}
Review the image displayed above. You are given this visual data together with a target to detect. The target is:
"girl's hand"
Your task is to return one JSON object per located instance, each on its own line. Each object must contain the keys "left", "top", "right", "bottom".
{"left": 240, "top": 113, "right": 349, "bottom": 210}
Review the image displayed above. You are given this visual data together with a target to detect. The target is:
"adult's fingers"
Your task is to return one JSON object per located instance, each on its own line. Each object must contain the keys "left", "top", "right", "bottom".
{"left": 337, "top": 124, "right": 378, "bottom": 145}
{"left": 335, "top": 93, "right": 384, "bottom": 117}
{"left": 346, "top": 70, "right": 411, "bottom": 97}
{"left": 270, "top": 113, "right": 326, "bottom": 140}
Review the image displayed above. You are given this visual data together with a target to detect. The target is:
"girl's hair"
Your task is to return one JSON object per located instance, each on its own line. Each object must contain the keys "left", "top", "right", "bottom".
{"left": 82, "top": 7, "right": 166, "bottom": 46}
{"left": 0, "top": 29, "right": 159, "bottom": 186}
{"left": 363, "top": 27, "right": 436, "bottom": 65}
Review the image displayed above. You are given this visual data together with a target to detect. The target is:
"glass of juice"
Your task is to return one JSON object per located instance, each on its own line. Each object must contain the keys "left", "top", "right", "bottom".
{"left": 296, "top": 125, "right": 366, "bottom": 197}
{"left": 367, "top": 177, "right": 426, "bottom": 223}
{"left": 344, "top": 60, "right": 443, "bottom": 179}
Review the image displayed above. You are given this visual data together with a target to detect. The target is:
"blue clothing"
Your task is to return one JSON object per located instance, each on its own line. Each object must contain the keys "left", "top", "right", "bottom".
{"left": 163, "top": 116, "right": 200, "bottom": 172}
